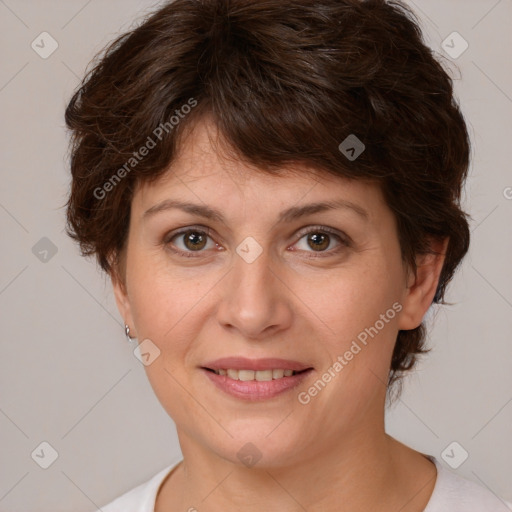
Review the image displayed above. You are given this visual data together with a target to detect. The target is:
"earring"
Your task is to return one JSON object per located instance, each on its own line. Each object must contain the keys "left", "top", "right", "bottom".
{"left": 125, "top": 324, "right": 136, "bottom": 343}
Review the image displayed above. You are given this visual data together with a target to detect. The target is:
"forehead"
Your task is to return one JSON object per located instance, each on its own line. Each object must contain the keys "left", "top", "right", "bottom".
{"left": 134, "top": 117, "right": 385, "bottom": 219}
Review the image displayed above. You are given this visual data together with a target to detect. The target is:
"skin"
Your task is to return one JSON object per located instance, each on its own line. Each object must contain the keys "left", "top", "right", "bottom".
{"left": 113, "top": 117, "right": 448, "bottom": 512}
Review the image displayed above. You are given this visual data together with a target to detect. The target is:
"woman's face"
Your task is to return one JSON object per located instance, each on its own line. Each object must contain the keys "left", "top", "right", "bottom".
{"left": 113, "top": 119, "right": 436, "bottom": 467}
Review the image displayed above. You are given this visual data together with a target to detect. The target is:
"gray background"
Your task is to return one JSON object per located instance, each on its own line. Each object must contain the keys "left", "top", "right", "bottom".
{"left": 0, "top": 0, "right": 511, "bottom": 510}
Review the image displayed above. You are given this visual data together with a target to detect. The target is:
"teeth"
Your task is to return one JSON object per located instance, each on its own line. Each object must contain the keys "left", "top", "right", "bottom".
{"left": 238, "top": 370, "right": 255, "bottom": 381}
{"left": 213, "top": 368, "right": 301, "bottom": 380}
{"left": 255, "top": 370, "right": 273, "bottom": 381}
{"left": 227, "top": 369, "right": 238, "bottom": 380}
{"left": 272, "top": 369, "right": 284, "bottom": 379}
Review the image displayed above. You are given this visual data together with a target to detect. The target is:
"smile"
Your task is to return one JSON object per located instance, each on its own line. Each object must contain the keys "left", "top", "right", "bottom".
{"left": 200, "top": 357, "right": 314, "bottom": 401}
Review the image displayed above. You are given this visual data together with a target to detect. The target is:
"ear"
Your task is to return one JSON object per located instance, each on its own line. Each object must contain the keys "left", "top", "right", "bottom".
{"left": 397, "top": 237, "right": 449, "bottom": 331}
{"left": 111, "top": 265, "right": 136, "bottom": 338}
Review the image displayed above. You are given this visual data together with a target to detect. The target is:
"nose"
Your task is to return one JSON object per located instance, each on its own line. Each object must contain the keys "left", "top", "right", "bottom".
{"left": 216, "top": 247, "right": 293, "bottom": 340}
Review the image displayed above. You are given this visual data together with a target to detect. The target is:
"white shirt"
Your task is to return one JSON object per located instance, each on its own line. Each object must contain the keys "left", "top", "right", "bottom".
{"left": 100, "top": 456, "right": 511, "bottom": 511}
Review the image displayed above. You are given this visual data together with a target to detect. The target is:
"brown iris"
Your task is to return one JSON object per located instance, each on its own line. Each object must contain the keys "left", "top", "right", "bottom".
{"left": 307, "top": 232, "right": 330, "bottom": 251}
{"left": 183, "top": 231, "right": 207, "bottom": 251}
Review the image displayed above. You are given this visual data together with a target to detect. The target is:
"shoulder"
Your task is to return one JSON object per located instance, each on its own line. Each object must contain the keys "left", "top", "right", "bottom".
{"left": 100, "top": 463, "right": 179, "bottom": 512}
{"left": 424, "top": 457, "right": 511, "bottom": 512}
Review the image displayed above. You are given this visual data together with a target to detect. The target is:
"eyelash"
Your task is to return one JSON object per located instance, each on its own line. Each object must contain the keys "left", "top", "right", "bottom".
{"left": 163, "top": 225, "right": 351, "bottom": 259}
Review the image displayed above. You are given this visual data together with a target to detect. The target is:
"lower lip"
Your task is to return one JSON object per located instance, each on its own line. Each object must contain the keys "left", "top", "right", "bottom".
{"left": 202, "top": 368, "right": 313, "bottom": 401}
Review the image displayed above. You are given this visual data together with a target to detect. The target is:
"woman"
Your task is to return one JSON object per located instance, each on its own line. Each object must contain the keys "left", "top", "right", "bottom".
{"left": 64, "top": 0, "right": 510, "bottom": 510}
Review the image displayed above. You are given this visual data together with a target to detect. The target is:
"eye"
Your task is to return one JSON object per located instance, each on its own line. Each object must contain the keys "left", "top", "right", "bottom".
{"left": 164, "top": 227, "right": 220, "bottom": 257}
{"left": 292, "top": 226, "right": 350, "bottom": 257}
{"left": 163, "top": 225, "right": 350, "bottom": 259}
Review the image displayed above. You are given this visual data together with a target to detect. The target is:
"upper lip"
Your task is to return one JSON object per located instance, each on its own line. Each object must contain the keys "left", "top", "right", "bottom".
{"left": 202, "top": 357, "right": 313, "bottom": 372}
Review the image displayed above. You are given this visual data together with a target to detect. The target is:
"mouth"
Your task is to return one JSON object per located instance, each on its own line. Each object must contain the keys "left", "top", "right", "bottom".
{"left": 200, "top": 357, "right": 314, "bottom": 401}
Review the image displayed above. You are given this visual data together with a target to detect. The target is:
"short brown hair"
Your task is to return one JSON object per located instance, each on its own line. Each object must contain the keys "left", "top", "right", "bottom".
{"left": 65, "top": 0, "right": 471, "bottom": 394}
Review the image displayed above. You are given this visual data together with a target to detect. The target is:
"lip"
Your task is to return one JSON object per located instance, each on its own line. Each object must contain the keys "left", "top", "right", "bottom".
{"left": 201, "top": 357, "right": 312, "bottom": 372}
{"left": 202, "top": 367, "right": 314, "bottom": 401}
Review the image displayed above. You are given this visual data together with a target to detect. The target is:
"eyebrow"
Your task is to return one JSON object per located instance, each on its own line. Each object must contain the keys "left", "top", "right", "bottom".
{"left": 143, "top": 198, "right": 369, "bottom": 223}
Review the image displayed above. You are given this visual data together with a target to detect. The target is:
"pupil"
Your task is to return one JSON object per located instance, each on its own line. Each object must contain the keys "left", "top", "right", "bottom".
{"left": 308, "top": 233, "right": 329, "bottom": 251}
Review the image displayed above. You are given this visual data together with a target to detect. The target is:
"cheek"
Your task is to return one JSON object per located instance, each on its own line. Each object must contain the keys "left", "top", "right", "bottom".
{"left": 298, "top": 255, "right": 404, "bottom": 392}
{"left": 125, "top": 250, "right": 220, "bottom": 367}
{"left": 308, "top": 261, "right": 402, "bottom": 336}
{"left": 129, "top": 272, "right": 200, "bottom": 342}
{"left": 125, "top": 261, "right": 205, "bottom": 419}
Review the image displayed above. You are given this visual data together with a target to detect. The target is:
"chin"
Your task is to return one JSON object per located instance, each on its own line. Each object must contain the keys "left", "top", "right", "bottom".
{"left": 213, "top": 422, "right": 308, "bottom": 469}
